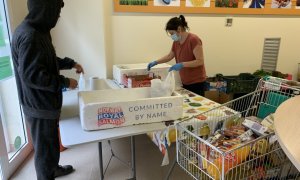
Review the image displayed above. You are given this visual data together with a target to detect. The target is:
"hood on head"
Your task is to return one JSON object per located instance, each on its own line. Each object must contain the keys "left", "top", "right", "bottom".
{"left": 26, "top": 0, "right": 64, "bottom": 32}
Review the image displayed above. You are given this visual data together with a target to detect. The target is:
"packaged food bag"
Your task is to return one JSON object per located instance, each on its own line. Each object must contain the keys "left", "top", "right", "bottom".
{"left": 150, "top": 71, "right": 175, "bottom": 97}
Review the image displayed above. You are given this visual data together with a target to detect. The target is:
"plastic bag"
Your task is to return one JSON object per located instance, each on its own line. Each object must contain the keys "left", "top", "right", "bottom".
{"left": 78, "top": 73, "right": 86, "bottom": 91}
{"left": 150, "top": 71, "right": 175, "bottom": 97}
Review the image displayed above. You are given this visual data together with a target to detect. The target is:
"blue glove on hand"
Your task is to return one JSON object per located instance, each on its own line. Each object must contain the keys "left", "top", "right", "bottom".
{"left": 147, "top": 61, "right": 158, "bottom": 71}
{"left": 169, "top": 63, "right": 184, "bottom": 72}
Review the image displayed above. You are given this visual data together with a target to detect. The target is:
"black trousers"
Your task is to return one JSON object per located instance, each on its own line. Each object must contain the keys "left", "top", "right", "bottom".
{"left": 26, "top": 116, "right": 60, "bottom": 180}
{"left": 183, "top": 82, "right": 206, "bottom": 96}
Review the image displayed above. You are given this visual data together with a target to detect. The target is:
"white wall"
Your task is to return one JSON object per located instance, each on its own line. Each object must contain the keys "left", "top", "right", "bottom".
{"left": 7, "top": 0, "right": 300, "bottom": 80}
{"left": 52, "top": 0, "right": 107, "bottom": 80}
{"left": 6, "top": 0, "right": 27, "bottom": 32}
{"left": 109, "top": 13, "right": 300, "bottom": 79}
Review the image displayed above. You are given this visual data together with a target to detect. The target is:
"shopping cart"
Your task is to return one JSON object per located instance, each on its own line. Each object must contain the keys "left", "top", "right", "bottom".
{"left": 176, "top": 77, "right": 300, "bottom": 180}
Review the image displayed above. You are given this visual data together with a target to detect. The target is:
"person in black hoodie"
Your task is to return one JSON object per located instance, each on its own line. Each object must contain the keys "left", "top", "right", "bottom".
{"left": 11, "top": 0, "right": 84, "bottom": 179}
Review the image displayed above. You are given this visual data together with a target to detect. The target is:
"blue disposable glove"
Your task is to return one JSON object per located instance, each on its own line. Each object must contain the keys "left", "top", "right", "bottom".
{"left": 169, "top": 63, "right": 184, "bottom": 72}
{"left": 147, "top": 61, "right": 158, "bottom": 71}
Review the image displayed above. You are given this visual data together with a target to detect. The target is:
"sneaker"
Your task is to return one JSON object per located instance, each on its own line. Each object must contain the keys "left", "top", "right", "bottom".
{"left": 54, "top": 165, "right": 74, "bottom": 178}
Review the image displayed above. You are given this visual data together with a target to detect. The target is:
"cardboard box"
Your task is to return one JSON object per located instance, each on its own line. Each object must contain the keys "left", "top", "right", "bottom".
{"left": 113, "top": 63, "right": 171, "bottom": 86}
{"left": 204, "top": 90, "right": 219, "bottom": 103}
{"left": 204, "top": 91, "right": 233, "bottom": 104}
{"left": 205, "top": 77, "right": 227, "bottom": 92}
{"left": 79, "top": 87, "right": 183, "bottom": 130}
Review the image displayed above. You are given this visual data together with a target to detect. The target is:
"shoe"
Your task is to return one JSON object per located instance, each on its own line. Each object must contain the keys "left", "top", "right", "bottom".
{"left": 54, "top": 165, "right": 74, "bottom": 178}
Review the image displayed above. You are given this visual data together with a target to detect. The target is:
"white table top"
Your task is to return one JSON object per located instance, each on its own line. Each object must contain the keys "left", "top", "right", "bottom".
{"left": 59, "top": 90, "right": 167, "bottom": 147}
{"left": 60, "top": 116, "right": 166, "bottom": 147}
{"left": 274, "top": 95, "right": 300, "bottom": 171}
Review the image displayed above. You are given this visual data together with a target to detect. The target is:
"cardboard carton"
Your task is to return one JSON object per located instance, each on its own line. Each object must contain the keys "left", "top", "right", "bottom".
{"left": 204, "top": 91, "right": 233, "bottom": 104}
{"left": 79, "top": 87, "right": 183, "bottom": 130}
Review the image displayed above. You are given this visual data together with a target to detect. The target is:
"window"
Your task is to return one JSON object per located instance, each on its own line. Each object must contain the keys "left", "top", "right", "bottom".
{"left": 0, "top": 1, "right": 32, "bottom": 179}
{"left": 0, "top": 5, "right": 13, "bottom": 80}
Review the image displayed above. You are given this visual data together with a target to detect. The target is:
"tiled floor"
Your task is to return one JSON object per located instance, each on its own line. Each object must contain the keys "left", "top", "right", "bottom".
{"left": 10, "top": 134, "right": 193, "bottom": 180}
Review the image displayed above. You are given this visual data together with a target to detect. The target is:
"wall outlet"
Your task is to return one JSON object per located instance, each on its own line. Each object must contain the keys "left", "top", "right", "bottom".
{"left": 225, "top": 18, "right": 233, "bottom": 27}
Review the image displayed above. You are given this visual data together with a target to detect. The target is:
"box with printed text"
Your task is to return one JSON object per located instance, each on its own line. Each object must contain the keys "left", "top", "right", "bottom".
{"left": 78, "top": 87, "right": 183, "bottom": 130}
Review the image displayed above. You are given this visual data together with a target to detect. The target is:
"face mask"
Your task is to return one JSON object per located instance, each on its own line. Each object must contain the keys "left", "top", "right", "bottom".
{"left": 171, "top": 33, "right": 180, "bottom": 41}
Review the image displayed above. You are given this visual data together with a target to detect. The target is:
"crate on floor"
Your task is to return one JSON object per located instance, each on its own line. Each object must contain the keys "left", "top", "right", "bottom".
{"left": 218, "top": 73, "right": 260, "bottom": 94}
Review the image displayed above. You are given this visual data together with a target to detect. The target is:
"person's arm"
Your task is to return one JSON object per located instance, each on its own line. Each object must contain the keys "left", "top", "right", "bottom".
{"left": 182, "top": 44, "right": 204, "bottom": 68}
{"left": 18, "top": 40, "right": 68, "bottom": 92}
{"left": 156, "top": 50, "right": 175, "bottom": 64}
{"left": 57, "top": 57, "right": 84, "bottom": 74}
{"left": 57, "top": 57, "right": 76, "bottom": 70}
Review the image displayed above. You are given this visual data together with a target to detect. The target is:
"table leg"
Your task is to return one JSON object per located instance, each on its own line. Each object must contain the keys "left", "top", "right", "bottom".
{"left": 164, "top": 158, "right": 176, "bottom": 180}
{"left": 127, "top": 136, "right": 136, "bottom": 180}
{"left": 98, "top": 142, "right": 104, "bottom": 180}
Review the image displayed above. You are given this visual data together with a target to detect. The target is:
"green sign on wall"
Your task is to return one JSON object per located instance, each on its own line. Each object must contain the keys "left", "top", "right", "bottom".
{"left": 0, "top": 56, "right": 13, "bottom": 80}
{"left": 0, "top": 24, "right": 5, "bottom": 47}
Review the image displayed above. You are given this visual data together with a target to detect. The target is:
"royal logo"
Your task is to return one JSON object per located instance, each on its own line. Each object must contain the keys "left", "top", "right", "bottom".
{"left": 97, "top": 107, "right": 125, "bottom": 126}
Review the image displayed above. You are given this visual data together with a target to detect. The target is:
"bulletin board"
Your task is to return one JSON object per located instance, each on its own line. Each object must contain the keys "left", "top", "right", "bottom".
{"left": 114, "top": 0, "right": 300, "bottom": 15}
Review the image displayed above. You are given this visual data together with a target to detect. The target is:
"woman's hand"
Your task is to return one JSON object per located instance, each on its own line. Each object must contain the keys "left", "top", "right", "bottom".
{"left": 147, "top": 61, "right": 158, "bottom": 71}
{"left": 169, "top": 63, "right": 183, "bottom": 72}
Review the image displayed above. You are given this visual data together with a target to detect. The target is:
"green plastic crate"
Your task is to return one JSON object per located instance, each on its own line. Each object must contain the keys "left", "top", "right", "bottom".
{"left": 257, "top": 92, "right": 289, "bottom": 119}
{"left": 218, "top": 73, "right": 260, "bottom": 94}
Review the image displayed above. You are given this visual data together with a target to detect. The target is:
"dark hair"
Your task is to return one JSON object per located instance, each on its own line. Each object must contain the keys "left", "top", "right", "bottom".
{"left": 165, "top": 15, "right": 189, "bottom": 32}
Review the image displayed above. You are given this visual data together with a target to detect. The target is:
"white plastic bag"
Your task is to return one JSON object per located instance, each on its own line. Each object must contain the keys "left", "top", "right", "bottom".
{"left": 78, "top": 73, "right": 86, "bottom": 91}
{"left": 150, "top": 71, "right": 175, "bottom": 97}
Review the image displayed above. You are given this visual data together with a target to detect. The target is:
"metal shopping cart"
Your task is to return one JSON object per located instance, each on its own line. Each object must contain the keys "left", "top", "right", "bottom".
{"left": 176, "top": 77, "right": 300, "bottom": 180}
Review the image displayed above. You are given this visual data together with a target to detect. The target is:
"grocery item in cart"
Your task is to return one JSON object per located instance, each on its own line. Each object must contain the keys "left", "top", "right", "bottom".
{"left": 207, "top": 144, "right": 251, "bottom": 180}
{"left": 176, "top": 77, "right": 300, "bottom": 180}
{"left": 242, "top": 118, "right": 269, "bottom": 136}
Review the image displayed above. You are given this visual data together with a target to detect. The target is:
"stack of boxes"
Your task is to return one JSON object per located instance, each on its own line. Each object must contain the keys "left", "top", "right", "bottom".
{"left": 205, "top": 77, "right": 232, "bottom": 104}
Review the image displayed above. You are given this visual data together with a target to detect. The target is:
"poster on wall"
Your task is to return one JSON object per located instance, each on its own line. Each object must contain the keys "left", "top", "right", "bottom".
{"left": 215, "top": 0, "right": 238, "bottom": 8}
{"left": 154, "top": 0, "right": 180, "bottom": 6}
{"left": 0, "top": 56, "right": 13, "bottom": 80}
{"left": 243, "top": 0, "right": 265, "bottom": 8}
{"left": 271, "top": 0, "right": 291, "bottom": 8}
{"left": 186, "top": 0, "right": 210, "bottom": 7}
{"left": 115, "top": 0, "right": 300, "bottom": 14}
{"left": 119, "top": 0, "right": 148, "bottom": 5}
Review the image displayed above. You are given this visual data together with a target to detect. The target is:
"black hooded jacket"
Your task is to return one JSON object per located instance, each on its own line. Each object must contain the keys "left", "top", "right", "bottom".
{"left": 12, "top": 0, "right": 75, "bottom": 119}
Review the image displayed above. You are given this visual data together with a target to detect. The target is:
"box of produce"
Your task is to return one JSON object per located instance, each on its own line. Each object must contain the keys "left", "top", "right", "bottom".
{"left": 218, "top": 73, "right": 260, "bottom": 94}
{"left": 205, "top": 77, "right": 227, "bottom": 92}
{"left": 113, "top": 63, "right": 170, "bottom": 86}
{"left": 78, "top": 87, "right": 183, "bottom": 130}
{"left": 122, "top": 73, "right": 161, "bottom": 88}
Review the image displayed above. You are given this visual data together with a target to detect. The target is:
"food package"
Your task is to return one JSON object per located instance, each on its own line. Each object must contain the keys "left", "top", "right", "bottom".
{"left": 123, "top": 74, "right": 156, "bottom": 88}
{"left": 242, "top": 119, "right": 268, "bottom": 136}
{"left": 113, "top": 63, "right": 170, "bottom": 85}
{"left": 261, "top": 113, "right": 275, "bottom": 131}
{"left": 207, "top": 145, "right": 251, "bottom": 180}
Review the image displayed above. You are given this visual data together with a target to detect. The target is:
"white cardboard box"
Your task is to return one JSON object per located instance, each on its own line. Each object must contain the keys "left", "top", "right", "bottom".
{"left": 78, "top": 87, "right": 183, "bottom": 131}
{"left": 113, "top": 63, "right": 171, "bottom": 85}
